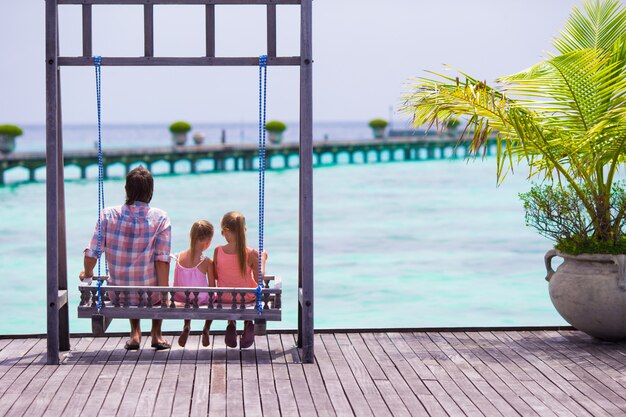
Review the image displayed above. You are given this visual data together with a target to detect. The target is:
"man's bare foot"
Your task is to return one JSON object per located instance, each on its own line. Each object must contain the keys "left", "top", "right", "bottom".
{"left": 178, "top": 326, "right": 190, "bottom": 347}
{"left": 202, "top": 326, "right": 211, "bottom": 347}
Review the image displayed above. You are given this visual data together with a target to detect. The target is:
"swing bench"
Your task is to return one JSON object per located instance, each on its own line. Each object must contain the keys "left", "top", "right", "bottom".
{"left": 78, "top": 55, "right": 281, "bottom": 336}
{"left": 77, "top": 276, "right": 282, "bottom": 336}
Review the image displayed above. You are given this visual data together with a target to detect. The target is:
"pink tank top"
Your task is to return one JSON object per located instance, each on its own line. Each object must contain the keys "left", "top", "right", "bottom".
{"left": 215, "top": 246, "right": 257, "bottom": 303}
{"left": 173, "top": 254, "right": 209, "bottom": 305}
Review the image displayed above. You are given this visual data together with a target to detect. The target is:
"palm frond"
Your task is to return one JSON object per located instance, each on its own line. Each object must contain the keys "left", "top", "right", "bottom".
{"left": 554, "top": 0, "right": 626, "bottom": 53}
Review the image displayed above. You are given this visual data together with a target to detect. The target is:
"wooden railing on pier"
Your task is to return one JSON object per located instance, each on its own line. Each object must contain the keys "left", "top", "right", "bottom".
{"left": 0, "top": 137, "right": 496, "bottom": 185}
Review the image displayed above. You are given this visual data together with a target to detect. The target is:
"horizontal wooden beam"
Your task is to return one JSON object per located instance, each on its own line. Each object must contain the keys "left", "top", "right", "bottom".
{"left": 59, "top": 0, "right": 300, "bottom": 5}
{"left": 58, "top": 56, "right": 300, "bottom": 66}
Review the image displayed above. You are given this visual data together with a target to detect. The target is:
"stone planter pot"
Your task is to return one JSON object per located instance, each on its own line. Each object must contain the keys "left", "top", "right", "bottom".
{"left": 268, "top": 131, "right": 283, "bottom": 145}
{"left": 545, "top": 249, "right": 626, "bottom": 340}
{"left": 192, "top": 132, "right": 205, "bottom": 145}
{"left": 372, "top": 127, "right": 386, "bottom": 139}
{"left": 0, "top": 135, "right": 16, "bottom": 155}
{"left": 172, "top": 133, "right": 187, "bottom": 146}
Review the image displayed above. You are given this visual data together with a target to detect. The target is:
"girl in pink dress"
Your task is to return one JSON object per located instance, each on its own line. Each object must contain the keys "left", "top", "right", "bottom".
{"left": 174, "top": 220, "right": 215, "bottom": 347}
{"left": 214, "top": 211, "right": 267, "bottom": 349}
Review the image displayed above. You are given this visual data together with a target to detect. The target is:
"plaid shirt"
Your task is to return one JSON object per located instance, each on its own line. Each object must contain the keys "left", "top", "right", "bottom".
{"left": 85, "top": 202, "right": 171, "bottom": 293}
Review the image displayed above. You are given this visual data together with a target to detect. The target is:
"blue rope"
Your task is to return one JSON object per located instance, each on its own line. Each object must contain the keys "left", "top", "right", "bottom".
{"left": 257, "top": 55, "right": 268, "bottom": 315}
{"left": 94, "top": 56, "right": 106, "bottom": 311}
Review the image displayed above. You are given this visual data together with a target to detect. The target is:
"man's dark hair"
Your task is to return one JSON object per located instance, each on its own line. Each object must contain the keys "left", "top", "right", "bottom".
{"left": 125, "top": 166, "right": 154, "bottom": 205}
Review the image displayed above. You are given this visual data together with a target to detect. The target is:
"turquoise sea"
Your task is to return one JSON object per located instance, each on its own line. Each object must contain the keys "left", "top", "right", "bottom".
{"left": 0, "top": 123, "right": 566, "bottom": 335}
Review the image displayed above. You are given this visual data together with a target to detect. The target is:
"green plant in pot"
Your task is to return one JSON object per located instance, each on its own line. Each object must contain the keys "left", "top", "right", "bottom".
{"left": 0, "top": 124, "right": 23, "bottom": 155}
{"left": 401, "top": 0, "right": 626, "bottom": 340}
{"left": 265, "top": 120, "right": 287, "bottom": 145}
{"left": 368, "top": 118, "right": 388, "bottom": 139}
{"left": 169, "top": 121, "right": 192, "bottom": 146}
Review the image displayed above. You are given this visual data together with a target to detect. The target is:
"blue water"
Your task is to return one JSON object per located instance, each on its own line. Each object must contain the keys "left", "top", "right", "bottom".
{"left": 0, "top": 124, "right": 566, "bottom": 335}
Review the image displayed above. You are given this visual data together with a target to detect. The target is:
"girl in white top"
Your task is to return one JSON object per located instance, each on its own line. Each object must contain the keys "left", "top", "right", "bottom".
{"left": 173, "top": 220, "right": 215, "bottom": 347}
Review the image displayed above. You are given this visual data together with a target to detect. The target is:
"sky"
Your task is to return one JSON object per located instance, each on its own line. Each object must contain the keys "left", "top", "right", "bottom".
{"left": 0, "top": 0, "right": 581, "bottom": 126}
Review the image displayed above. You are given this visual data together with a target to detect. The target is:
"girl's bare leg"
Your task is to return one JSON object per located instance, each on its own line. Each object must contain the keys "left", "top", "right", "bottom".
{"left": 178, "top": 319, "right": 191, "bottom": 347}
{"left": 202, "top": 320, "right": 212, "bottom": 347}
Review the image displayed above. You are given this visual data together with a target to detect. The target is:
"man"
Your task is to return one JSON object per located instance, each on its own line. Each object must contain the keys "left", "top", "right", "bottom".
{"left": 80, "top": 166, "right": 171, "bottom": 350}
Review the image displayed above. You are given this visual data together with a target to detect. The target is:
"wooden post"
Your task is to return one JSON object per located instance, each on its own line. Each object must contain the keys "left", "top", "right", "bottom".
{"left": 82, "top": 4, "right": 92, "bottom": 57}
{"left": 57, "top": 65, "right": 70, "bottom": 352}
{"left": 267, "top": 4, "right": 277, "bottom": 57}
{"left": 298, "top": 0, "right": 314, "bottom": 363}
{"left": 206, "top": 4, "right": 215, "bottom": 57}
{"left": 144, "top": 4, "right": 154, "bottom": 57}
{"left": 46, "top": 0, "right": 60, "bottom": 365}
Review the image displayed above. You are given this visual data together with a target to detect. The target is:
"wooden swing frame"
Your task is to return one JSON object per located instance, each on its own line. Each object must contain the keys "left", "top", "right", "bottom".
{"left": 45, "top": 0, "right": 314, "bottom": 365}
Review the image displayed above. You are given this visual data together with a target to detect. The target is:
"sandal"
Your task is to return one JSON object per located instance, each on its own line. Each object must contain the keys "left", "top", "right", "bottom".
{"left": 124, "top": 340, "right": 140, "bottom": 351}
{"left": 151, "top": 340, "right": 172, "bottom": 350}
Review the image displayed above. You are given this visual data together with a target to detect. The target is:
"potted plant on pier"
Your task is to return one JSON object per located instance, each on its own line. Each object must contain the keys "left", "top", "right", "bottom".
{"left": 368, "top": 118, "right": 388, "bottom": 139}
{"left": 265, "top": 120, "right": 287, "bottom": 145}
{"left": 0, "top": 124, "right": 23, "bottom": 155}
{"left": 401, "top": 0, "right": 626, "bottom": 340}
{"left": 169, "top": 121, "right": 192, "bottom": 146}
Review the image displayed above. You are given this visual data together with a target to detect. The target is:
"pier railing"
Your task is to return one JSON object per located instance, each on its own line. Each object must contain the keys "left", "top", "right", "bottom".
{"left": 0, "top": 137, "right": 496, "bottom": 184}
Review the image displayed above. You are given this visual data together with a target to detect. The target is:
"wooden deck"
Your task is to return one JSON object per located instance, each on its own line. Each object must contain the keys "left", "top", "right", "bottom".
{"left": 1, "top": 329, "right": 626, "bottom": 416}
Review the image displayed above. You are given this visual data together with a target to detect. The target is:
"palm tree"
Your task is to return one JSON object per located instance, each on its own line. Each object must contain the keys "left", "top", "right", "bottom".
{"left": 401, "top": 0, "right": 626, "bottom": 252}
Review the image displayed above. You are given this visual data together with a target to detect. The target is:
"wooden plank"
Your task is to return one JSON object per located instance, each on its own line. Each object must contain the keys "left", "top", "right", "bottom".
{"left": 521, "top": 331, "right": 626, "bottom": 413}
{"left": 360, "top": 333, "right": 442, "bottom": 417}
{"left": 384, "top": 332, "right": 436, "bottom": 381}
{"left": 208, "top": 343, "right": 227, "bottom": 417}
{"left": 312, "top": 334, "right": 354, "bottom": 416}
{"left": 287, "top": 334, "right": 336, "bottom": 417}
{"left": 374, "top": 333, "right": 470, "bottom": 415}
{"left": 405, "top": 332, "right": 502, "bottom": 417}
{"left": 0, "top": 339, "right": 11, "bottom": 351}
{"left": 5, "top": 338, "right": 90, "bottom": 416}
{"left": 96, "top": 337, "right": 145, "bottom": 417}
{"left": 0, "top": 338, "right": 39, "bottom": 380}
{"left": 469, "top": 332, "right": 584, "bottom": 417}
{"left": 226, "top": 343, "right": 244, "bottom": 417}
{"left": 279, "top": 334, "right": 318, "bottom": 417}
{"left": 152, "top": 335, "right": 180, "bottom": 416}
{"left": 42, "top": 337, "right": 109, "bottom": 417}
{"left": 59, "top": 337, "right": 123, "bottom": 417}
{"left": 440, "top": 332, "right": 543, "bottom": 417}
{"left": 253, "top": 336, "right": 282, "bottom": 416}
{"left": 190, "top": 339, "right": 212, "bottom": 417}
{"left": 497, "top": 331, "right": 623, "bottom": 416}
{"left": 0, "top": 339, "right": 49, "bottom": 415}
{"left": 240, "top": 340, "right": 263, "bottom": 417}
{"left": 116, "top": 336, "right": 159, "bottom": 417}
{"left": 267, "top": 334, "right": 300, "bottom": 416}
{"left": 319, "top": 334, "right": 374, "bottom": 417}
{"left": 58, "top": 56, "right": 301, "bottom": 67}
{"left": 543, "top": 331, "right": 626, "bottom": 393}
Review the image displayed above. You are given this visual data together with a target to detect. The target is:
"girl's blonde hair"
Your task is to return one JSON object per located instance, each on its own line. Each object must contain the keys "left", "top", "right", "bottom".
{"left": 189, "top": 220, "right": 214, "bottom": 259}
{"left": 221, "top": 211, "right": 247, "bottom": 274}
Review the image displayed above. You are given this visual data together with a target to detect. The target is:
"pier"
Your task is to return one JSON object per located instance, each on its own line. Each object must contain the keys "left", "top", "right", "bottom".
{"left": 1, "top": 328, "right": 625, "bottom": 416}
{"left": 0, "top": 137, "right": 496, "bottom": 185}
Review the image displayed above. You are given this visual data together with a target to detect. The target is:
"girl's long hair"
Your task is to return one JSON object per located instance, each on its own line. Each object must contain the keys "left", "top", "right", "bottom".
{"left": 221, "top": 211, "right": 247, "bottom": 275}
{"left": 189, "top": 220, "right": 214, "bottom": 260}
